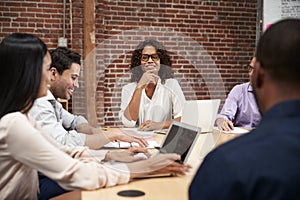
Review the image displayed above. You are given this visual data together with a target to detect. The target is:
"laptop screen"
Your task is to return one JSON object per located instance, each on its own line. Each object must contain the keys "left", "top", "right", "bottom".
{"left": 160, "top": 122, "right": 200, "bottom": 163}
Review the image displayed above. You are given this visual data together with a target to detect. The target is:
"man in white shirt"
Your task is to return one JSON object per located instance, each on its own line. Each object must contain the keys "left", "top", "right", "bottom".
{"left": 30, "top": 47, "right": 147, "bottom": 149}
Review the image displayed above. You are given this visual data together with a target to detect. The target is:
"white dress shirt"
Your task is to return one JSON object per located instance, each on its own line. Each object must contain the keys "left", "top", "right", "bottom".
{"left": 29, "top": 90, "right": 88, "bottom": 147}
{"left": 119, "top": 78, "right": 186, "bottom": 127}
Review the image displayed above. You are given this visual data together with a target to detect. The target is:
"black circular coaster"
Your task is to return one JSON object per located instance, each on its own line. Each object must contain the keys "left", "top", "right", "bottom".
{"left": 117, "top": 189, "right": 145, "bottom": 197}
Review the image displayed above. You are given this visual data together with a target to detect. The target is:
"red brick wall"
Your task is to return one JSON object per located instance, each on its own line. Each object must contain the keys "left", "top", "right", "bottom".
{"left": 0, "top": 0, "right": 257, "bottom": 128}
{"left": 0, "top": 0, "right": 84, "bottom": 113}
{"left": 96, "top": 0, "right": 257, "bottom": 127}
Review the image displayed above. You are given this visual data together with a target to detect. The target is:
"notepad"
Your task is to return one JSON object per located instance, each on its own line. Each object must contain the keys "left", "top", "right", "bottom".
{"left": 220, "top": 127, "right": 250, "bottom": 134}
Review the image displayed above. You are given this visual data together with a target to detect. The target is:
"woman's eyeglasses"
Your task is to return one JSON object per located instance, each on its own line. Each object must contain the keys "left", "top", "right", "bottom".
{"left": 141, "top": 54, "right": 160, "bottom": 62}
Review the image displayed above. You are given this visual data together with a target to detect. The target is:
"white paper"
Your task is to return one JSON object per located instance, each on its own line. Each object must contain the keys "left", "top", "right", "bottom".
{"left": 223, "top": 127, "right": 250, "bottom": 134}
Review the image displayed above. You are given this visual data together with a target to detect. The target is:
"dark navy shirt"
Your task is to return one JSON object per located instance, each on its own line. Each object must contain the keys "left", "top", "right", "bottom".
{"left": 190, "top": 100, "right": 300, "bottom": 200}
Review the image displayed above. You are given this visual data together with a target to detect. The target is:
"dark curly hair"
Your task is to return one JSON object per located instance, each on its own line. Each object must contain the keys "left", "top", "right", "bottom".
{"left": 130, "top": 40, "right": 173, "bottom": 84}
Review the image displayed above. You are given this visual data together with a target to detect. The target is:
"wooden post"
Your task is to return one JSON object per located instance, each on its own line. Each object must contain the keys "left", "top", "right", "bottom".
{"left": 83, "top": 0, "right": 97, "bottom": 126}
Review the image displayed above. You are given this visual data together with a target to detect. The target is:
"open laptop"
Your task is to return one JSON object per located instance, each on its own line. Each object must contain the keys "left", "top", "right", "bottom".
{"left": 157, "top": 121, "right": 201, "bottom": 163}
{"left": 181, "top": 99, "right": 221, "bottom": 132}
{"left": 134, "top": 121, "right": 201, "bottom": 178}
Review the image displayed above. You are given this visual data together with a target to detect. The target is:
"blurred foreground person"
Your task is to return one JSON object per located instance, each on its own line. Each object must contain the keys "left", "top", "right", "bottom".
{"left": 190, "top": 18, "right": 300, "bottom": 200}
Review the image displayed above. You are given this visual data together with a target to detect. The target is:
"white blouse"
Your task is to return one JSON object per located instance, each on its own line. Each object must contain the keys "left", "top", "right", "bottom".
{"left": 0, "top": 112, "right": 129, "bottom": 200}
{"left": 119, "top": 78, "right": 186, "bottom": 127}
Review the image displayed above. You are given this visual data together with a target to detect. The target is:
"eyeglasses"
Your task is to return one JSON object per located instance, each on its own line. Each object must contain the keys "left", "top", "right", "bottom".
{"left": 141, "top": 54, "right": 160, "bottom": 62}
{"left": 247, "top": 64, "right": 255, "bottom": 71}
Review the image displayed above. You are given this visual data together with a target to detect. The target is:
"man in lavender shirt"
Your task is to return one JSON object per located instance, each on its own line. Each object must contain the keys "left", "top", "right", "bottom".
{"left": 215, "top": 57, "right": 261, "bottom": 131}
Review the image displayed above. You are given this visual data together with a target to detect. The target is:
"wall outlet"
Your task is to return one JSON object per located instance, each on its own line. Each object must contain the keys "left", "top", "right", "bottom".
{"left": 58, "top": 37, "right": 67, "bottom": 47}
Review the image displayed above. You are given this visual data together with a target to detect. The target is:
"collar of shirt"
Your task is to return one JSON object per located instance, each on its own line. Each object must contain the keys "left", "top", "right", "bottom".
{"left": 247, "top": 82, "right": 254, "bottom": 93}
{"left": 45, "top": 90, "right": 56, "bottom": 101}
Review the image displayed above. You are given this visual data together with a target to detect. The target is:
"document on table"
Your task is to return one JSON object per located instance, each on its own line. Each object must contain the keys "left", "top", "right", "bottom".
{"left": 214, "top": 127, "right": 250, "bottom": 134}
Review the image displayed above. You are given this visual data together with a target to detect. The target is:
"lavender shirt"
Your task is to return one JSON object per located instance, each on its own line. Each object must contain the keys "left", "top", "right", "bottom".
{"left": 216, "top": 82, "right": 261, "bottom": 128}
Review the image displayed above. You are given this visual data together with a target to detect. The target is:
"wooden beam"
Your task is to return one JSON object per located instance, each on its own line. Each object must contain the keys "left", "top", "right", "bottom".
{"left": 83, "top": 0, "right": 97, "bottom": 126}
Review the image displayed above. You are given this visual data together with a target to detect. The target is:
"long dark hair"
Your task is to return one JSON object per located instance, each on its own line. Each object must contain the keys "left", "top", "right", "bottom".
{"left": 130, "top": 40, "right": 173, "bottom": 84}
{"left": 0, "top": 33, "right": 48, "bottom": 118}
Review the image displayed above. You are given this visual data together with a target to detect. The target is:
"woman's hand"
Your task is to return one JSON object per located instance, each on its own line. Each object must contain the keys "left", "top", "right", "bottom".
{"left": 127, "top": 153, "right": 191, "bottom": 178}
{"left": 105, "top": 147, "right": 150, "bottom": 163}
{"left": 136, "top": 69, "right": 159, "bottom": 89}
{"left": 139, "top": 120, "right": 164, "bottom": 131}
{"left": 105, "top": 129, "right": 148, "bottom": 147}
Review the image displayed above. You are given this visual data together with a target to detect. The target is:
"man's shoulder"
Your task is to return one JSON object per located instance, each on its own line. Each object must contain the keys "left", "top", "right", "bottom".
{"left": 231, "top": 82, "right": 249, "bottom": 90}
{"left": 32, "top": 96, "right": 52, "bottom": 107}
{"left": 29, "top": 96, "right": 54, "bottom": 117}
{"left": 228, "top": 82, "right": 249, "bottom": 96}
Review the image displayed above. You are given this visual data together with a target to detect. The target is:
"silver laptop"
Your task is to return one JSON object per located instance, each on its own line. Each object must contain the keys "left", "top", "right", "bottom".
{"left": 181, "top": 99, "right": 221, "bottom": 132}
{"left": 134, "top": 121, "right": 201, "bottom": 178}
{"left": 157, "top": 121, "right": 201, "bottom": 163}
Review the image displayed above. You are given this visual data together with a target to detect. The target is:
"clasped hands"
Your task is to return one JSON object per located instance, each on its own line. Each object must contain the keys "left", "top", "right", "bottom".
{"left": 136, "top": 69, "right": 159, "bottom": 89}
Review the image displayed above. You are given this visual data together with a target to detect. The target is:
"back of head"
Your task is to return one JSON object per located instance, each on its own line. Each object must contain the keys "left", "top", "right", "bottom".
{"left": 0, "top": 33, "right": 47, "bottom": 118}
{"left": 256, "top": 18, "right": 300, "bottom": 87}
{"left": 49, "top": 47, "right": 81, "bottom": 75}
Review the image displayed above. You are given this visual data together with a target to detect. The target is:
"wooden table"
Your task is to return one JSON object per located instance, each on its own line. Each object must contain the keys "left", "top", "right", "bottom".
{"left": 80, "top": 129, "right": 246, "bottom": 200}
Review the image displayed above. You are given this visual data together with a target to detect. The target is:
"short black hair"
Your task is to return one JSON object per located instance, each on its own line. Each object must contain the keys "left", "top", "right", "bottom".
{"left": 130, "top": 39, "right": 173, "bottom": 84}
{"left": 0, "top": 33, "right": 48, "bottom": 118}
{"left": 256, "top": 18, "right": 300, "bottom": 85}
{"left": 49, "top": 47, "right": 81, "bottom": 75}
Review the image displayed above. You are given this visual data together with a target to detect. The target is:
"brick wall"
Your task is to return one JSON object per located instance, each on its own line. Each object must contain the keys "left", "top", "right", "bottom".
{"left": 0, "top": 0, "right": 257, "bottom": 128}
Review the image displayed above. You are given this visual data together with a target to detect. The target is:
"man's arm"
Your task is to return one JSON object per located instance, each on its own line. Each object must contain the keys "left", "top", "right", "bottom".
{"left": 29, "top": 97, "right": 86, "bottom": 147}
{"left": 77, "top": 124, "right": 148, "bottom": 149}
{"left": 215, "top": 85, "right": 242, "bottom": 131}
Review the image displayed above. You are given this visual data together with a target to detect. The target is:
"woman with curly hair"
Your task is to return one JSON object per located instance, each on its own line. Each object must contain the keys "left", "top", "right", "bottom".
{"left": 119, "top": 40, "right": 186, "bottom": 131}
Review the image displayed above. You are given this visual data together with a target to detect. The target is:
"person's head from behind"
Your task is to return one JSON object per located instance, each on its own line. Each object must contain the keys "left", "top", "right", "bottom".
{"left": 49, "top": 47, "right": 81, "bottom": 100}
{"left": 253, "top": 18, "right": 300, "bottom": 114}
{"left": 130, "top": 39, "right": 173, "bottom": 84}
{"left": 0, "top": 33, "right": 50, "bottom": 118}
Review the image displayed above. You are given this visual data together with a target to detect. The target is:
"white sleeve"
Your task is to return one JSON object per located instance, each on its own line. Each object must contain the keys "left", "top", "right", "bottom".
{"left": 5, "top": 113, "right": 130, "bottom": 190}
{"left": 119, "top": 84, "right": 138, "bottom": 127}
{"left": 216, "top": 84, "right": 241, "bottom": 121}
{"left": 29, "top": 98, "right": 86, "bottom": 147}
